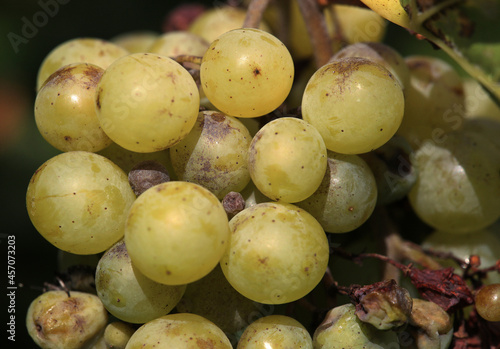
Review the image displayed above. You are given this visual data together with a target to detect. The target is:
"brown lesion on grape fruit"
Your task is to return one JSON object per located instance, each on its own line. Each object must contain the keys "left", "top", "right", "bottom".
{"left": 252, "top": 67, "right": 261, "bottom": 77}
{"left": 82, "top": 65, "right": 104, "bottom": 88}
{"left": 95, "top": 89, "right": 102, "bottom": 110}
{"left": 44, "top": 65, "right": 77, "bottom": 88}
{"left": 34, "top": 296, "right": 86, "bottom": 339}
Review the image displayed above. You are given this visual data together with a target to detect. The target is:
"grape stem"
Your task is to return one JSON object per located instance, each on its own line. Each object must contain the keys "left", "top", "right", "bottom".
{"left": 296, "top": 0, "right": 333, "bottom": 67}
{"left": 243, "top": 0, "right": 272, "bottom": 28}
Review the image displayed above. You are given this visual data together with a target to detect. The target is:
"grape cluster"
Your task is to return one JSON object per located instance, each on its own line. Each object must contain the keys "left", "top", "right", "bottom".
{"left": 25, "top": 1, "right": 500, "bottom": 349}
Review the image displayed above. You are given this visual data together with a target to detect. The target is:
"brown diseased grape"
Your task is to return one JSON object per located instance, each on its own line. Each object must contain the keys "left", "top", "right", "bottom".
{"left": 475, "top": 284, "right": 500, "bottom": 322}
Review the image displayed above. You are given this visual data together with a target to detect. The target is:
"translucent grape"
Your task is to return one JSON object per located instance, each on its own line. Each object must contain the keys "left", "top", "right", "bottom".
{"left": 302, "top": 57, "right": 404, "bottom": 154}
{"left": 463, "top": 77, "right": 500, "bottom": 121}
{"left": 95, "top": 240, "right": 186, "bottom": 323}
{"left": 125, "top": 181, "right": 230, "bottom": 285}
{"left": 189, "top": 6, "right": 271, "bottom": 44}
{"left": 331, "top": 42, "right": 409, "bottom": 89}
{"left": 111, "top": 31, "right": 159, "bottom": 53}
{"left": 26, "top": 290, "right": 108, "bottom": 349}
{"left": 170, "top": 110, "right": 252, "bottom": 199}
{"left": 26, "top": 151, "right": 136, "bottom": 254}
{"left": 36, "top": 38, "right": 129, "bottom": 91}
{"left": 124, "top": 313, "right": 232, "bottom": 349}
{"left": 35, "top": 63, "right": 111, "bottom": 152}
{"left": 313, "top": 303, "right": 399, "bottom": 349}
{"left": 148, "top": 31, "right": 209, "bottom": 57}
{"left": 237, "top": 315, "right": 313, "bottom": 349}
{"left": 248, "top": 117, "right": 327, "bottom": 203}
{"left": 220, "top": 202, "right": 329, "bottom": 304}
{"left": 475, "top": 284, "right": 500, "bottom": 322}
{"left": 360, "top": 135, "right": 417, "bottom": 206}
{"left": 103, "top": 322, "right": 136, "bottom": 349}
{"left": 296, "top": 151, "right": 377, "bottom": 233}
{"left": 200, "top": 28, "right": 294, "bottom": 118}
{"left": 396, "top": 56, "right": 465, "bottom": 150}
{"left": 95, "top": 53, "right": 199, "bottom": 153}
{"left": 175, "top": 264, "right": 269, "bottom": 345}
{"left": 408, "top": 130, "right": 500, "bottom": 233}
{"left": 268, "top": 2, "right": 386, "bottom": 60}
{"left": 422, "top": 229, "right": 500, "bottom": 284}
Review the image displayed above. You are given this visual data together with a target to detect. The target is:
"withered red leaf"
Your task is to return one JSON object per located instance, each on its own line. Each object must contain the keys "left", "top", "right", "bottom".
{"left": 404, "top": 266, "right": 474, "bottom": 313}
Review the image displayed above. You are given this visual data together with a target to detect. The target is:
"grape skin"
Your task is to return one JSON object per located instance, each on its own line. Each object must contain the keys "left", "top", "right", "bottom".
{"left": 200, "top": 28, "right": 294, "bottom": 118}
{"left": 148, "top": 31, "right": 209, "bottom": 57}
{"left": 296, "top": 151, "right": 377, "bottom": 233}
{"left": 170, "top": 110, "right": 252, "bottom": 199}
{"left": 189, "top": 6, "right": 271, "bottom": 44}
{"left": 302, "top": 57, "right": 404, "bottom": 155}
{"left": 26, "top": 151, "right": 136, "bottom": 255}
{"left": 26, "top": 290, "right": 108, "bottom": 349}
{"left": 409, "top": 130, "right": 500, "bottom": 233}
{"left": 35, "top": 63, "right": 111, "bottom": 152}
{"left": 95, "top": 240, "right": 186, "bottom": 324}
{"left": 396, "top": 56, "right": 465, "bottom": 150}
{"left": 220, "top": 202, "right": 329, "bottom": 304}
{"left": 36, "top": 37, "right": 129, "bottom": 91}
{"left": 125, "top": 313, "right": 232, "bottom": 349}
{"left": 125, "top": 181, "right": 230, "bottom": 285}
{"left": 95, "top": 53, "right": 200, "bottom": 153}
{"left": 237, "top": 315, "right": 313, "bottom": 349}
{"left": 248, "top": 117, "right": 327, "bottom": 203}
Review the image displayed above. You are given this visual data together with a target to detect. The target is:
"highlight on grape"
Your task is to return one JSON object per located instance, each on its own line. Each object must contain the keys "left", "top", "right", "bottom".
{"left": 23, "top": 0, "right": 500, "bottom": 348}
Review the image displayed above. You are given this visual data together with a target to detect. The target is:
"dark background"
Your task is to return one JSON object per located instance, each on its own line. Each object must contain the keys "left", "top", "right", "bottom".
{"left": 0, "top": 0, "right": 456, "bottom": 347}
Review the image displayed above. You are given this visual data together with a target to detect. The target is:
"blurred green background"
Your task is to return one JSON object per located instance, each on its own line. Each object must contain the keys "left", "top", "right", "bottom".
{"left": 0, "top": 0, "right": 454, "bottom": 346}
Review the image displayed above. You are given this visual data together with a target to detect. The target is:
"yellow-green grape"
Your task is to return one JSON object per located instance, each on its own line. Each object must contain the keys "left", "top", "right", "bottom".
{"left": 95, "top": 240, "right": 186, "bottom": 323}
{"left": 98, "top": 142, "right": 176, "bottom": 179}
{"left": 111, "top": 31, "right": 159, "bottom": 53}
{"left": 360, "top": 134, "right": 417, "bottom": 206}
{"left": 125, "top": 181, "right": 230, "bottom": 285}
{"left": 220, "top": 202, "right": 329, "bottom": 304}
{"left": 237, "top": 315, "right": 313, "bottom": 349}
{"left": 248, "top": 117, "right": 327, "bottom": 203}
{"left": 463, "top": 118, "right": 500, "bottom": 151}
{"left": 125, "top": 313, "right": 232, "bottom": 349}
{"left": 26, "top": 151, "right": 136, "bottom": 254}
{"left": 331, "top": 42, "right": 409, "bottom": 89}
{"left": 175, "top": 264, "right": 269, "bottom": 345}
{"left": 26, "top": 290, "right": 108, "bottom": 349}
{"left": 422, "top": 229, "right": 500, "bottom": 284}
{"left": 35, "top": 63, "right": 111, "bottom": 152}
{"left": 148, "top": 31, "right": 209, "bottom": 57}
{"left": 325, "top": 5, "right": 387, "bottom": 46}
{"left": 95, "top": 53, "right": 199, "bottom": 153}
{"left": 302, "top": 57, "right": 404, "bottom": 155}
{"left": 264, "top": 2, "right": 386, "bottom": 61}
{"left": 36, "top": 38, "right": 129, "bottom": 91}
{"left": 189, "top": 6, "right": 271, "bottom": 44}
{"left": 396, "top": 56, "right": 465, "bottom": 150}
{"left": 296, "top": 151, "right": 377, "bottom": 233}
{"left": 103, "top": 322, "right": 136, "bottom": 349}
{"left": 408, "top": 130, "right": 500, "bottom": 233}
{"left": 170, "top": 111, "right": 252, "bottom": 199}
{"left": 200, "top": 28, "right": 294, "bottom": 118}
{"left": 313, "top": 303, "right": 399, "bottom": 349}
{"left": 463, "top": 77, "right": 500, "bottom": 121}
